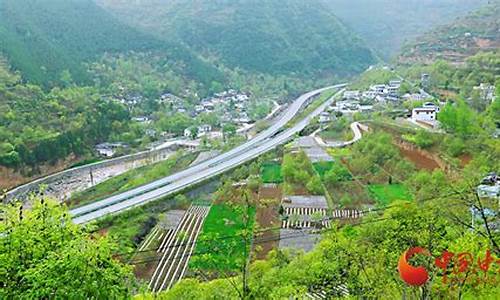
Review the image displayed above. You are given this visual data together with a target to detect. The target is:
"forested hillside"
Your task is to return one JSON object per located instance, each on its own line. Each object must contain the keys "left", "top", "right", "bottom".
{"left": 0, "top": 0, "right": 222, "bottom": 87}
{"left": 322, "top": 0, "right": 487, "bottom": 60}
{"left": 97, "top": 0, "right": 378, "bottom": 77}
{"left": 0, "top": 56, "right": 132, "bottom": 172}
{"left": 399, "top": 0, "right": 500, "bottom": 64}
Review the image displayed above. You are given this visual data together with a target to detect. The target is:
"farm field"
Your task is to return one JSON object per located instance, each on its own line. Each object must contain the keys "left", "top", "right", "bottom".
{"left": 368, "top": 184, "right": 413, "bottom": 206}
{"left": 312, "top": 161, "right": 335, "bottom": 179}
{"left": 189, "top": 204, "right": 256, "bottom": 272}
{"left": 254, "top": 185, "right": 282, "bottom": 260}
{"left": 261, "top": 162, "right": 283, "bottom": 183}
{"left": 319, "top": 128, "right": 354, "bottom": 141}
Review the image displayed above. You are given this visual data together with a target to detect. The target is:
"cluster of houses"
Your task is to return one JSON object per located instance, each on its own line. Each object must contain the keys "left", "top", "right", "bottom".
{"left": 138, "top": 90, "right": 255, "bottom": 141}
{"left": 342, "top": 80, "right": 403, "bottom": 104}
{"left": 328, "top": 76, "right": 444, "bottom": 129}
{"left": 328, "top": 78, "right": 432, "bottom": 116}
{"left": 183, "top": 124, "right": 223, "bottom": 140}
{"left": 195, "top": 89, "right": 252, "bottom": 124}
{"left": 477, "top": 172, "right": 500, "bottom": 199}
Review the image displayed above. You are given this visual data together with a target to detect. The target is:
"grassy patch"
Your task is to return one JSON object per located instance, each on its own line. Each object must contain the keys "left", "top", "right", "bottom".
{"left": 97, "top": 207, "right": 157, "bottom": 259}
{"left": 261, "top": 162, "right": 283, "bottom": 183}
{"left": 190, "top": 204, "right": 256, "bottom": 272}
{"left": 319, "top": 128, "right": 354, "bottom": 141}
{"left": 326, "top": 147, "right": 352, "bottom": 158}
{"left": 70, "top": 151, "right": 196, "bottom": 207}
{"left": 367, "top": 184, "right": 413, "bottom": 206}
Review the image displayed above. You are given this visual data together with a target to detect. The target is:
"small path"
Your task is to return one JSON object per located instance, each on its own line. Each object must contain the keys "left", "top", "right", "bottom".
{"left": 312, "top": 122, "right": 368, "bottom": 148}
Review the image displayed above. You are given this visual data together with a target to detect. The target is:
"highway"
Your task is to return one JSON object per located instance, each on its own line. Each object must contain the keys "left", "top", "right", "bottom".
{"left": 71, "top": 84, "right": 346, "bottom": 223}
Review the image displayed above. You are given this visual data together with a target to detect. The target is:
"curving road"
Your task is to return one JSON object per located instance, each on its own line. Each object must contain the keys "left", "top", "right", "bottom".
{"left": 313, "top": 122, "right": 368, "bottom": 148}
{"left": 71, "top": 85, "right": 346, "bottom": 224}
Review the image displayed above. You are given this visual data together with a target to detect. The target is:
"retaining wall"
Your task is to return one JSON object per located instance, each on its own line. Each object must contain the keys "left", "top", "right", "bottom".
{"left": 4, "top": 145, "right": 187, "bottom": 202}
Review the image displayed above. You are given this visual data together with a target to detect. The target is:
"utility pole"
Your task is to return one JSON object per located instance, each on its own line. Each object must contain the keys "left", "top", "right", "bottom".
{"left": 241, "top": 190, "right": 252, "bottom": 299}
{"left": 89, "top": 167, "right": 94, "bottom": 186}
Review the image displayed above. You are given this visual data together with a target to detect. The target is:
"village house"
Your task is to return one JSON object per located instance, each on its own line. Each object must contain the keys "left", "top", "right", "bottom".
{"left": 477, "top": 172, "right": 500, "bottom": 199}
{"left": 473, "top": 83, "right": 495, "bottom": 102}
{"left": 362, "top": 90, "right": 378, "bottom": 100}
{"left": 132, "top": 116, "right": 150, "bottom": 123}
{"left": 331, "top": 100, "right": 362, "bottom": 114}
{"left": 411, "top": 104, "right": 438, "bottom": 124}
{"left": 370, "top": 84, "right": 386, "bottom": 95}
{"left": 421, "top": 73, "right": 430, "bottom": 83}
{"left": 184, "top": 124, "right": 213, "bottom": 139}
{"left": 422, "top": 102, "right": 440, "bottom": 112}
{"left": 343, "top": 90, "right": 360, "bottom": 100}
{"left": 402, "top": 92, "right": 431, "bottom": 102}
{"left": 183, "top": 127, "right": 194, "bottom": 138}
{"left": 94, "top": 142, "right": 128, "bottom": 158}
{"left": 318, "top": 111, "right": 331, "bottom": 123}
{"left": 389, "top": 80, "right": 402, "bottom": 88}
{"left": 145, "top": 129, "right": 157, "bottom": 137}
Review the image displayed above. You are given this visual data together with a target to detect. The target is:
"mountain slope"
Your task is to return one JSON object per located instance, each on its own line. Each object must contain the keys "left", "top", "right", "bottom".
{"left": 97, "top": 0, "right": 378, "bottom": 77}
{"left": 398, "top": 1, "right": 500, "bottom": 64}
{"left": 0, "top": 0, "right": 222, "bottom": 87}
{"left": 321, "top": 0, "right": 488, "bottom": 60}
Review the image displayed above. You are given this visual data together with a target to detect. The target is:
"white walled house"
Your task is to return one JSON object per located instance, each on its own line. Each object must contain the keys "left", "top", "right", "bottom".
{"left": 411, "top": 107, "right": 437, "bottom": 122}
{"left": 319, "top": 112, "right": 331, "bottom": 123}
{"left": 422, "top": 102, "right": 440, "bottom": 112}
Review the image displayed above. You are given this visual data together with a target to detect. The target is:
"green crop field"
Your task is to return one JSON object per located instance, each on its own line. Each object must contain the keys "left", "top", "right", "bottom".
{"left": 190, "top": 204, "right": 255, "bottom": 272}
{"left": 368, "top": 184, "right": 413, "bottom": 206}
{"left": 312, "top": 161, "right": 335, "bottom": 179}
{"left": 261, "top": 162, "right": 283, "bottom": 183}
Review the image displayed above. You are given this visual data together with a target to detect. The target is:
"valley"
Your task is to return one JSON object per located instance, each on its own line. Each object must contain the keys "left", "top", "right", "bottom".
{"left": 1, "top": 1, "right": 499, "bottom": 299}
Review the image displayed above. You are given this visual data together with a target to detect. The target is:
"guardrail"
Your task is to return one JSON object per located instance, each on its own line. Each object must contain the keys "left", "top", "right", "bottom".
{"left": 71, "top": 85, "right": 346, "bottom": 223}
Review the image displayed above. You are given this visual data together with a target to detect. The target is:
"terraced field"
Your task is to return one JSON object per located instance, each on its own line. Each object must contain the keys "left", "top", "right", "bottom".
{"left": 148, "top": 205, "right": 210, "bottom": 292}
{"left": 368, "top": 184, "right": 413, "bottom": 205}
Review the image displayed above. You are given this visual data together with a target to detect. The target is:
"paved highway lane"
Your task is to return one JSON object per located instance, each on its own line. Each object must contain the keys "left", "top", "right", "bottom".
{"left": 71, "top": 85, "right": 345, "bottom": 223}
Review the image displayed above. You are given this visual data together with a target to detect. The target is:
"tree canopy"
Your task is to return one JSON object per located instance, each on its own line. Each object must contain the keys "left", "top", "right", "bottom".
{"left": 0, "top": 197, "right": 135, "bottom": 298}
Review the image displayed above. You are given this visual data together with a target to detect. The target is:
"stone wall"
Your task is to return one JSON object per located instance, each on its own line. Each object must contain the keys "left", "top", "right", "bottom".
{"left": 4, "top": 145, "right": 188, "bottom": 203}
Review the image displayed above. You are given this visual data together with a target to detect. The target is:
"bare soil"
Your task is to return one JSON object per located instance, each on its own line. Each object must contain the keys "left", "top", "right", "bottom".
{"left": 133, "top": 255, "right": 161, "bottom": 281}
{"left": 98, "top": 228, "right": 109, "bottom": 237}
{"left": 254, "top": 185, "right": 281, "bottom": 260}
{"left": 397, "top": 145, "right": 440, "bottom": 171}
{"left": 459, "top": 154, "right": 472, "bottom": 167}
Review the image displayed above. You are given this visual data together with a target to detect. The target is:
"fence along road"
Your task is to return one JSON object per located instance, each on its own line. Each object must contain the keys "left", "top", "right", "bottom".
{"left": 71, "top": 85, "right": 346, "bottom": 224}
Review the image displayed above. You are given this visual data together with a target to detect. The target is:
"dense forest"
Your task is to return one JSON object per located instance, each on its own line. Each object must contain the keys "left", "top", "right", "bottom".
{"left": 0, "top": 56, "right": 132, "bottom": 170}
{"left": 97, "top": 0, "right": 378, "bottom": 77}
{"left": 0, "top": 0, "right": 223, "bottom": 88}
{"left": 0, "top": 0, "right": 382, "bottom": 179}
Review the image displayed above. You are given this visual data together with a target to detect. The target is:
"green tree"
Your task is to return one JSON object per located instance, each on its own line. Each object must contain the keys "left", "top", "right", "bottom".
{"left": 438, "top": 100, "right": 481, "bottom": 137}
{"left": 222, "top": 123, "right": 237, "bottom": 141}
{"left": 0, "top": 197, "right": 135, "bottom": 298}
{"left": 324, "top": 164, "right": 351, "bottom": 185}
{"left": 413, "top": 130, "right": 435, "bottom": 149}
{"left": 189, "top": 126, "right": 199, "bottom": 140}
{"left": 306, "top": 176, "right": 323, "bottom": 195}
